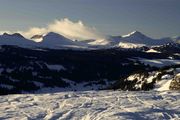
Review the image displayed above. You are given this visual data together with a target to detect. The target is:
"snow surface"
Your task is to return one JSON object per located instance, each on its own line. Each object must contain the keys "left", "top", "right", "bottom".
{"left": 138, "top": 58, "right": 180, "bottom": 67}
{"left": 154, "top": 74, "right": 174, "bottom": 91}
{"left": 0, "top": 91, "right": 179, "bottom": 120}
{"left": 87, "top": 38, "right": 111, "bottom": 46}
{"left": 46, "top": 64, "right": 66, "bottom": 71}
{"left": 154, "top": 79, "right": 172, "bottom": 91}
{"left": 146, "top": 49, "right": 161, "bottom": 53}
{"left": 122, "top": 31, "right": 138, "bottom": 37}
{"left": 127, "top": 74, "right": 143, "bottom": 81}
{"left": 118, "top": 42, "right": 145, "bottom": 48}
{"left": 35, "top": 79, "right": 114, "bottom": 93}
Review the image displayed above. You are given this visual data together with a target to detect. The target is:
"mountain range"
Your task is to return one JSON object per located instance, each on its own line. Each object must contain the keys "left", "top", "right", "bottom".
{"left": 0, "top": 30, "right": 179, "bottom": 95}
{"left": 0, "top": 31, "right": 179, "bottom": 49}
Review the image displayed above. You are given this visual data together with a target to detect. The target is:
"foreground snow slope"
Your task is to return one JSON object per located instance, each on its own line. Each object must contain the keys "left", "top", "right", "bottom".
{"left": 0, "top": 91, "right": 180, "bottom": 120}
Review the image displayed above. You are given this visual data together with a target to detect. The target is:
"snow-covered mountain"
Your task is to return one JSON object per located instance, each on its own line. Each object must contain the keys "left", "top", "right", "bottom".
{"left": 0, "top": 31, "right": 178, "bottom": 49}
{"left": 41, "top": 32, "right": 76, "bottom": 46}
{"left": 38, "top": 32, "right": 88, "bottom": 49}
{"left": 83, "top": 31, "right": 175, "bottom": 49}
{"left": 0, "top": 32, "right": 88, "bottom": 49}
{"left": 118, "top": 31, "right": 174, "bottom": 48}
{"left": 0, "top": 33, "right": 37, "bottom": 47}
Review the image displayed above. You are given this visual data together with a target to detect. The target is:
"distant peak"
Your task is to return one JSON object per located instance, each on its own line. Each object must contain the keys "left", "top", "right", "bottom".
{"left": 2, "top": 33, "right": 10, "bottom": 36}
{"left": 122, "top": 31, "right": 144, "bottom": 37}
{"left": 44, "top": 32, "right": 69, "bottom": 40}
{"left": 45, "top": 32, "right": 65, "bottom": 37}
{"left": 2, "top": 33, "right": 24, "bottom": 38}
{"left": 11, "top": 33, "right": 24, "bottom": 38}
{"left": 131, "top": 31, "right": 142, "bottom": 35}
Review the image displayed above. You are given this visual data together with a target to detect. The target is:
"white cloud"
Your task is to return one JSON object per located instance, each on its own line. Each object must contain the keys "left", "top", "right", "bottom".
{"left": 20, "top": 27, "right": 47, "bottom": 39}
{"left": 0, "top": 31, "right": 13, "bottom": 35}
{"left": 1, "top": 18, "right": 104, "bottom": 41}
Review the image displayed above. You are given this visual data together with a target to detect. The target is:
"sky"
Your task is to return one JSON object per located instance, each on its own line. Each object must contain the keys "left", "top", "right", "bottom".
{"left": 0, "top": 0, "right": 180, "bottom": 39}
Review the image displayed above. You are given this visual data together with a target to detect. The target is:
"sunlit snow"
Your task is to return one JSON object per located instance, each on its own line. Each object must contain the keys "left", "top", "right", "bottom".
{"left": 0, "top": 91, "right": 179, "bottom": 120}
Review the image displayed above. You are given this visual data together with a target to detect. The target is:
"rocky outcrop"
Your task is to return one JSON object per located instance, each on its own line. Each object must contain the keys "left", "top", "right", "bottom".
{"left": 110, "top": 67, "right": 180, "bottom": 91}
{"left": 170, "top": 73, "right": 180, "bottom": 90}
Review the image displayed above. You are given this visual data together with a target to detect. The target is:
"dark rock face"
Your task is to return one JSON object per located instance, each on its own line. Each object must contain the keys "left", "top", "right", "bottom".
{"left": 170, "top": 74, "right": 180, "bottom": 90}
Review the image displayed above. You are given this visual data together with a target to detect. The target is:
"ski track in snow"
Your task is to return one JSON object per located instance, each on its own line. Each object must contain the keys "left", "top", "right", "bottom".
{"left": 0, "top": 91, "right": 180, "bottom": 120}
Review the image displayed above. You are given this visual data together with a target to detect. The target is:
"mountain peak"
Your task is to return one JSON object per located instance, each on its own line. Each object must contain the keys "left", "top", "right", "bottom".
{"left": 2, "top": 33, "right": 24, "bottom": 38}
{"left": 46, "top": 32, "right": 59, "bottom": 36}
{"left": 11, "top": 33, "right": 25, "bottom": 38}
{"left": 41, "top": 32, "right": 75, "bottom": 46}
{"left": 2, "top": 33, "right": 10, "bottom": 36}
{"left": 131, "top": 31, "right": 143, "bottom": 35}
{"left": 44, "top": 32, "right": 69, "bottom": 40}
{"left": 46, "top": 32, "right": 63, "bottom": 37}
{"left": 122, "top": 31, "right": 144, "bottom": 38}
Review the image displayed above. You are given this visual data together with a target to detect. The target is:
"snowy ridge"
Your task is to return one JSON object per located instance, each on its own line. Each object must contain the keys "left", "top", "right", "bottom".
{"left": 0, "top": 33, "right": 37, "bottom": 48}
{"left": 34, "top": 32, "right": 90, "bottom": 49}
{"left": 39, "top": 32, "right": 85, "bottom": 48}
{"left": 122, "top": 31, "right": 138, "bottom": 37}
{"left": 118, "top": 42, "right": 145, "bottom": 48}
{"left": 146, "top": 49, "right": 161, "bottom": 53}
{"left": 137, "top": 58, "right": 180, "bottom": 67}
{"left": 118, "top": 31, "right": 174, "bottom": 48}
{"left": 75, "top": 31, "right": 176, "bottom": 49}
{"left": 0, "top": 31, "right": 178, "bottom": 49}
{"left": 0, "top": 32, "right": 88, "bottom": 49}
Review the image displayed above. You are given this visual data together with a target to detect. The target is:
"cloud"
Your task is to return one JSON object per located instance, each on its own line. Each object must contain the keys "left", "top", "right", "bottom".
{"left": 0, "top": 31, "right": 13, "bottom": 35}
{"left": 20, "top": 27, "right": 47, "bottom": 39}
{"left": 14, "top": 18, "right": 104, "bottom": 41}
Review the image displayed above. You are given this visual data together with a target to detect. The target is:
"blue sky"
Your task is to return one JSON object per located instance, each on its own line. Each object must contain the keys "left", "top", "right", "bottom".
{"left": 0, "top": 0, "right": 180, "bottom": 38}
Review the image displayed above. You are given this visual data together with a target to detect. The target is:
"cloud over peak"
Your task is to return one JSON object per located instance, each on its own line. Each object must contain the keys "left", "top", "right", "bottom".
{"left": 17, "top": 18, "right": 104, "bottom": 41}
